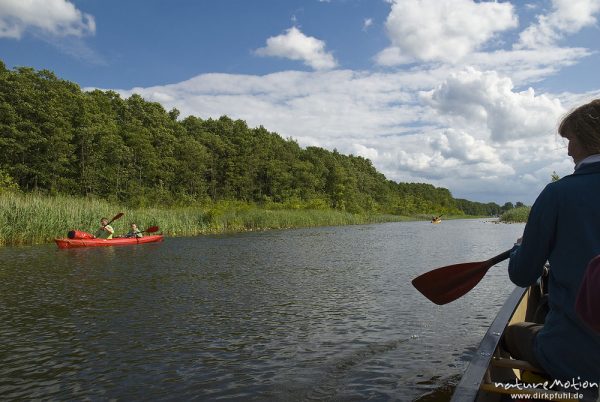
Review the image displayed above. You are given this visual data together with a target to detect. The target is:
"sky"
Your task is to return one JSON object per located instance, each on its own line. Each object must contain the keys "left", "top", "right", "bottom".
{"left": 2, "top": 0, "right": 600, "bottom": 204}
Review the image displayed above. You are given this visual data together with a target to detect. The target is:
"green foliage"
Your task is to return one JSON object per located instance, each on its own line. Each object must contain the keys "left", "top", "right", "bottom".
{"left": 0, "top": 61, "right": 495, "bottom": 220}
{"left": 454, "top": 198, "right": 501, "bottom": 216}
{"left": 499, "top": 206, "right": 530, "bottom": 223}
{"left": 0, "top": 169, "right": 19, "bottom": 194}
{"left": 551, "top": 171, "right": 560, "bottom": 182}
{"left": 502, "top": 202, "right": 515, "bottom": 211}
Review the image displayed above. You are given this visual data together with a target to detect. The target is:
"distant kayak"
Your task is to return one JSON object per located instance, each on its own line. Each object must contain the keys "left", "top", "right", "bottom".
{"left": 55, "top": 235, "right": 164, "bottom": 249}
{"left": 431, "top": 215, "right": 443, "bottom": 224}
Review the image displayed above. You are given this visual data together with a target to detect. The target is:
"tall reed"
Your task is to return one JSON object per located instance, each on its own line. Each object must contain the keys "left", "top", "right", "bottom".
{"left": 0, "top": 192, "right": 416, "bottom": 246}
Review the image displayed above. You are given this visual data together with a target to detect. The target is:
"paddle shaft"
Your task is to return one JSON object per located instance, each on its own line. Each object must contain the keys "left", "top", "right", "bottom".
{"left": 485, "top": 249, "right": 512, "bottom": 267}
{"left": 107, "top": 212, "right": 124, "bottom": 226}
{"left": 117, "top": 226, "right": 159, "bottom": 238}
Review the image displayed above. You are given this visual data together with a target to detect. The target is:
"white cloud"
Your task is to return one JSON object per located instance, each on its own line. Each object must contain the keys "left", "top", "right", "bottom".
{"left": 255, "top": 26, "right": 337, "bottom": 70}
{"left": 0, "top": 0, "right": 95, "bottom": 39}
{"left": 422, "top": 68, "right": 565, "bottom": 143}
{"left": 465, "top": 47, "right": 591, "bottom": 86}
{"left": 430, "top": 129, "right": 504, "bottom": 166}
{"left": 516, "top": 0, "right": 600, "bottom": 49}
{"left": 353, "top": 143, "right": 378, "bottom": 160}
{"left": 376, "top": 128, "right": 566, "bottom": 202}
{"left": 363, "top": 18, "right": 373, "bottom": 31}
{"left": 377, "top": 129, "right": 515, "bottom": 190}
{"left": 376, "top": 0, "right": 518, "bottom": 65}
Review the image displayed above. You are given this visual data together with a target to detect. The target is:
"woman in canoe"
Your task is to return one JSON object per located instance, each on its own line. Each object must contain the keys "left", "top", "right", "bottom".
{"left": 505, "top": 99, "right": 600, "bottom": 384}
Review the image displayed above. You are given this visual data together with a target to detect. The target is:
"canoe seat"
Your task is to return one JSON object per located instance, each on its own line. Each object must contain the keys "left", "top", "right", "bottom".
{"left": 491, "top": 357, "right": 547, "bottom": 374}
{"left": 480, "top": 356, "right": 579, "bottom": 402}
{"left": 491, "top": 357, "right": 553, "bottom": 385}
{"left": 482, "top": 358, "right": 582, "bottom": 401}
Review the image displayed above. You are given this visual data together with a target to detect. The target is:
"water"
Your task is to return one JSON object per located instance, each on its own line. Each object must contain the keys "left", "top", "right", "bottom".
{"left": 0, "top": 219, "right": 524, "bottom": 401}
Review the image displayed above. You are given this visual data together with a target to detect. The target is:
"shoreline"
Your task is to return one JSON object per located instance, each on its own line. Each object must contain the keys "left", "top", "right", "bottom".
{"left": 0, "top": 192, "right": 486, "bottom": 247}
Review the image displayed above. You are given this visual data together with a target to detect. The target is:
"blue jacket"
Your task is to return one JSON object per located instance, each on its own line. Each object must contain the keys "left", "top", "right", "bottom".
{"left": 509, "top": 162, "right": 600, "bottom": 381}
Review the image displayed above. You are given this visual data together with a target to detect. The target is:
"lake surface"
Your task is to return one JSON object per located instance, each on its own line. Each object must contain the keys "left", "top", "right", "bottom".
{"left": 0, "top": 219, "right": 524, "bottom": 401}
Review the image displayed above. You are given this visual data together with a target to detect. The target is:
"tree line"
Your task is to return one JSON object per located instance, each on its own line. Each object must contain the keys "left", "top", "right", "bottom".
{"left": 0, "top": 61, "right": 519, "bottom": 215}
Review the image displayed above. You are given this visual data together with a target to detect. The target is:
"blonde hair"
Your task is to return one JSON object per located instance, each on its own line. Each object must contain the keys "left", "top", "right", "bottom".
{"left": 558, "top": 99, "right": 600, "bottom": 154}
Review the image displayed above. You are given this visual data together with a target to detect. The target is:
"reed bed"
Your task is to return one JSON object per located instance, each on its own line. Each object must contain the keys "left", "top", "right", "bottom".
{"left": 499, "top": 206, "right": 530, "bottom": 223}
{"left": 0, "top": 192, "right": 415, "bottom": 246}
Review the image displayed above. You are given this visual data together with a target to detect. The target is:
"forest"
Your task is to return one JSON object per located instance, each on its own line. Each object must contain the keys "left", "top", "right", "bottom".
{"left": 0, "top": 61, "right": 514, "bottom": 217}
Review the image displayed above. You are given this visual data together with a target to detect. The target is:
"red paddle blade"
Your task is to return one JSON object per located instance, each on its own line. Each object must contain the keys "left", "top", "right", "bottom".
{"left": 412, "top": 249, "right": 512, "bottom": 305}
{"left": 110, "top": 212, "right": 124, "bottom": 223}
{"left": 144, "top": 226, "right": 159, "bottom": 233}
{"left": 412, "top": 261, "right": 491, "bottom": 305}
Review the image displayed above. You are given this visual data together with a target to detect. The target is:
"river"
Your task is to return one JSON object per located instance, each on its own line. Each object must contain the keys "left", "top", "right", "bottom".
{"left": 0, "top": 219, "right": 524, "bottom": 401}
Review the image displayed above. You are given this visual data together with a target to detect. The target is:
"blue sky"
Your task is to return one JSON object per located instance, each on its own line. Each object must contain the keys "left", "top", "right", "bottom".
{"left": 1, "top": 0, "right": 394, "bottom": 87}
{"left": 2, "top": 0, "right": 600, "bottom": 204}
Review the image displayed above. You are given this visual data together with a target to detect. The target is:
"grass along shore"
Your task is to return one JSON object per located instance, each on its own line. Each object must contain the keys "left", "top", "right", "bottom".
{"left": 0, "top": 192, "right": 461, "bottom": 246}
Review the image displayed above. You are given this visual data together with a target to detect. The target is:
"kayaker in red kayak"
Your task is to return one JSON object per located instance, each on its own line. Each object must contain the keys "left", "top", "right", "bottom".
{"left": 95, "top": 217, "right": 115, "bottom": 239}
{"left": 123, "top": 223, "right": 143, "bottom": 238}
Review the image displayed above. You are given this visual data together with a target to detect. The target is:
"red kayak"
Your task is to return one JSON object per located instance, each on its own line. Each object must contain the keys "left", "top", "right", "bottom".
{"left": 55, "top": 235, "right": 164, "bottom": 249}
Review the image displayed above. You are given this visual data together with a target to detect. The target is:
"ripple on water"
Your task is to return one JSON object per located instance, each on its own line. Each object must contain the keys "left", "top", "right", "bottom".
{"left": 0, "top": 220, "right": 524, "bottom": 400}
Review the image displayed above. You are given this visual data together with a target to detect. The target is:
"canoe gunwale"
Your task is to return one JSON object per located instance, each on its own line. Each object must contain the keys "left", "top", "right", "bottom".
{"left": 450, "top": 286, "right": 529, "bottom": 402}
